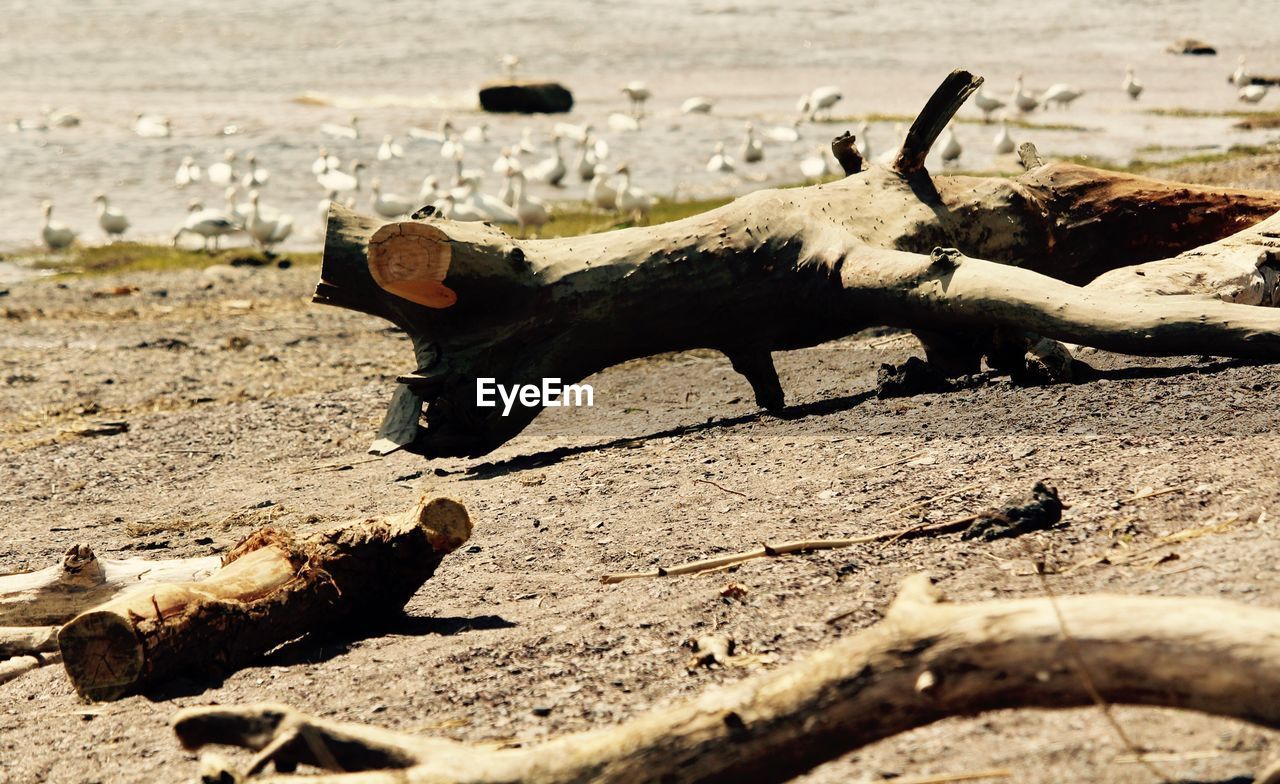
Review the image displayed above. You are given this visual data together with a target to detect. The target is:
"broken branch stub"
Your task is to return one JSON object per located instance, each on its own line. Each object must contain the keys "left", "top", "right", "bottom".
{"left": 57, "top": 496, "right": 471, "bottom": 701}
{"left": 174, "top": 574, "right": 1280, "bottom": 783}
{"left": 315, "top": 69, "right": 1280, "bottom": 459}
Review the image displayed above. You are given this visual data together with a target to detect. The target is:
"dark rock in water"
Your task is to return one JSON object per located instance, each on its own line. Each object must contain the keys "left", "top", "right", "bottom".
{"left": 1166, "top": 38, "right": 1217, "bottom": 56}
{"left": 479, "top": 81, "right": 574, "bottom": 114}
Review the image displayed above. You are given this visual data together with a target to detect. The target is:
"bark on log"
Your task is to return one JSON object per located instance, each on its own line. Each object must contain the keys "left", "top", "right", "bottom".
{"left": 314, "top": 70, "right": 1280, "bottom": 458}
{"left": 172, "top": 573, "right": 1280, "bottom": 783}
{"left": 57, "top": 496, "right": 471, "bottom": 701}
{"left": 0, "top": 544, "right": 222, "bottom": 627}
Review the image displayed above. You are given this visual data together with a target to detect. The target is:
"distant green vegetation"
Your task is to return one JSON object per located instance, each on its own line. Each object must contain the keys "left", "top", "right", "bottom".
{"left": 540, "top": 195, "right": 736, "bottom": 237}
{"left": 1145, "top": 107, "right": 1280, "bottom": 119}
{"left": 1059, "top": 143, "right": 1276, "bottom": 174}
{"left": 821, "top": 114, "right": 1090, "bottom": 132}
{"left": 27, "top": 242, "right": 321, "bottom": 277}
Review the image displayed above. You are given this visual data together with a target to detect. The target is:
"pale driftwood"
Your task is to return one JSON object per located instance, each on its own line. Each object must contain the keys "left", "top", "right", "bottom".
{"left": 315, "top": 69, "right": 1280, "bottom": 458}
{"left": 0, "top": 625, "right": 58, "bottom": 657}
{"left": 58, "top": 496, "right": 471, "bottom": 701}
{"left": 0, "top": 544, "right": 221, "bottom": 627}
{"left": 0, "top": 652, "right": 61, "bottom": 686}
{"left": 173, "top": 573, "right": 1280, "bottom": 783}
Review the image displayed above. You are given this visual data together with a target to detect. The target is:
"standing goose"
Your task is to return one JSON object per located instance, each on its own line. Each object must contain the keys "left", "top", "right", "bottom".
{"left": 706, "top": 141, "right": 735, "bottom": 173}
{"left": 317, "top": 160, "right": 365, "bottom": 193}
{"left": 588, "top": 164, "right": 618, "bottom": 212}
{"left": 207, "top": 149, "right": 237, "bottom": 186}
{"left": 527, "top": 136, "right": 566, "bottom": 186}
{"left": 377, "top": 135, "right": 404, "bottom": 161}
{"left": 418, "top": 175, "right": 440, "bottom": 205}
{"left": 1239, "top": 84, "right": 1269, "bottom": 104}
{"left": 40, "top": 202, "right": 76, "bottom": 250}
{"left": 973, "top": 84, "right": 1007, "bottom": 121}
{"left": 93, "top": 194, "right": 130, "bottom": 240}
{"left": 320, "top": 116, "right": 360, "bottom": 140}
{"left": 939, "top": 127, "right": 962, "bottom": 165}
{"left": 173, "top": 201, "right": 236, "bottom": 253}
{"left": 799, "top": 146, "right": 829, "bottom": 180}
{"left": 575, "top": 134, "right": 599, "bottom": 181}
{"left": 800, "top": 85, "right": 842, "bottom": 121}
{"left": 311, "top": 147, "right": 340, "bottom": 175}
{"left": 993, "top": 119, "right": 1015, "bottom": 154}
{"left": 174, "top": 156, "right": 202, "bottom": 188}
{"left": 1011, "top": 74, "right": 1039, "bottom": 112}
{"left": 1040, "top": 83, "right": 1084, "bottom": 109}
{"left": 740, "top": 122, "right": 764, "bottom": 163}
{"left": 440, "top": 131, "right": 463, "bottom": 161}
{"left": 1123, "top": 66, "right": 1144, "bottom": 100}
{"left": 370, "top": 179, "right": 415, "bottom": 219}
{"left": 461, "top": 123, "right": 490, "bottom": 144}
{"left": 1231, "top": 56, "right": 1250, "bottom": 88}
{"left": 240, "top": 153, "right": 270, "bottom": 189}
{"left": 511, "top": 171, "right": 550, "bottom": 236}
{"left": 246, "top": 191, "right": 293, "bottom": 251}
{"left": 853, "top": 120, "right": 870, "bottom": 159}
{"left": 614, "top": 165, "right": 653, "bottom": 223}
{"left": 621, "top": 81, "right": 651, "bottom": 118}
{"left": 513, "top": 127, "right": 539, "bottom": 155}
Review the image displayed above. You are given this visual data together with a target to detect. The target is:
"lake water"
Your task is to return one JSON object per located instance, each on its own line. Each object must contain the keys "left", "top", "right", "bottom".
{"left": 1, "top": 0, "right": 1276, "bottom": 255}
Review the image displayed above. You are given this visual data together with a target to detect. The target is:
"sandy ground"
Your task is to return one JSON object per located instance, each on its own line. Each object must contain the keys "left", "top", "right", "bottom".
{"left": 3, "top": 160, "right": 1280, "bottom": 784}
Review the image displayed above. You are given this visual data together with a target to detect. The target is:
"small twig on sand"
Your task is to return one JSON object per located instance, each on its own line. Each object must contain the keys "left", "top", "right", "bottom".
{"left": 890, "top": 483, "right": 982, "bottom": 516}
{"left": 848, "top": 452, "right": 924, "bottom": 476}
{"left": 294, "top": 456, "right": 385, "bottom": 473}
{"left": 601, "top": 513, "right": 979, "bottom": 584}
{"left": 1118, "top": 486, "right": 1184, "bottom": 505}
{"left": 693, "top": 478, "right": 748, "bottom": 498}
{"left": 882, "top": 770, "right": 1013, "bottom": 784}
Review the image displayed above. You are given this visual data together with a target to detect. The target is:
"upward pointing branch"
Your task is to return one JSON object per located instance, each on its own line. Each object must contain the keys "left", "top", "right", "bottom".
{"left": 893, "top": 69, "right": 983, "bottom": 174}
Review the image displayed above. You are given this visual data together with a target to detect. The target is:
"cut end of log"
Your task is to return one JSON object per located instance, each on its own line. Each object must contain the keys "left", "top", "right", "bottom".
{"left": 57, "top": 610, "right": 145, "bottom": 702}
{"left": 413, "top": 496, "right": 472, "bottom": 554}
{"left": 367, "top": 222, "right": 457, "bottom": 309}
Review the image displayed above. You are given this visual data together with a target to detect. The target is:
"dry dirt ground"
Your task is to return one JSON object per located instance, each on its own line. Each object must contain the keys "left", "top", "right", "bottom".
{"left": 3, "top": 160, "right": 1280, "bottom": 783}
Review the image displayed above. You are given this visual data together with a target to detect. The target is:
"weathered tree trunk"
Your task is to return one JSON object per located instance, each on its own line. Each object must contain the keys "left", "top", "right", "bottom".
{"left": 173, "top": 573, "right": 1280, "bottom": 783}
{"left": 57, "top": 496, "right": 471, "bottom": 701}
{"left": 0, "top": 544, "right": 222, "bottom": 627}
{"left": 314, "top": 70, "right": 1280, "bottom": 458}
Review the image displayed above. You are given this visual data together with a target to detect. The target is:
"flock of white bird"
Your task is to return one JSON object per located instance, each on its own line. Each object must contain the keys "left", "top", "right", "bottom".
{"left": 27, "top": 54, "right": 1274, "bottom": 254}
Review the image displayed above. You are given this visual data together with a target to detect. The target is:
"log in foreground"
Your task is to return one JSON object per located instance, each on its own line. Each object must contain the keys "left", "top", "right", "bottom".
{"left": 315, "top": 69, "right": 1280, "bottom": 458}
{"left": 57, "top": 496, "right": 471, "bottom": 702}
{"left": 174, "top": 573, "right": 1280, "bottom": 783}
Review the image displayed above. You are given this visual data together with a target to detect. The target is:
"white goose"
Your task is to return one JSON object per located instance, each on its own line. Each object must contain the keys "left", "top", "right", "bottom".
{"left": 46, "top": 109, "right": 79, "bottom": 128}
{"left": 1040, "top": 83, "right": 1084, "bottom": 109}
{"left": 575, "top": 134, "right": 599, "bottom": 181}
{"left": 1239, "top": 84, "right": 1269, "bottom": 104}
{"left": 409, "top": 119, "right": 454, "bottom": 143}
{"left": 500, "top": 54, "right": 520, "bottom": 80}
{"left": 621, "top": 81, "right": 651, "bottom": 117}
{"left": 93, "top": 194, "right": 130, "bottom": 240}
{"left": 1231, "top": 56, "right": 1250, "bottom": 88}
{"left": 246, "top": 191, "right": 293, "bottom": 251}
{"left": 588, "top": 164, "right": 618, "bottom": 212}
{"left": 207, "top": 150, "right": 237, "bottom": 186}
{"left": 225, "top": 186, "right": 253, "bottom": 227}
{"left": 511, "top": 171, "right": 550, "bottom": 235}
{"left": 553, "top": 122, "right": 590, "bottom": 143}
{"left": 740, "top": 122, "right": 764, "bottom": 163}
{"left": 320, "top": 116, "right": 360, "bottom": 140}
{"left": 457, "top": 177, "right": 518, "bottom": 224}
{"left": 311, "top": 147, "right": 339, "bottom": 175}
{"left": 875, "top": 123, "right": 906, "bottom": 166}
{"left": 317, "top": 160, "right": 365, "bottom": 193}
{"left": 854, "top": 120, "right": 870, "bottom": 159}
{"left": 418, "top": 175, "right": 440, "bottom": 204}
{"left": 173, "top": 201, "right": 236, "bottom": 252}
{"left": 706, "top": 141, "right": 735, "bottom": 173}
{"left": 461, "top": 123, "right": 490, "bottom": 144}
{"left": 40, "top": 202, "right": 76, "bottom": 250}
{"left": 799, "top": 146, "right": 830, "bottom": 179}
{"left": 681, "top": 96, "right": 715, "bottom": 114}
{"left": 800, "top": 85, "right": 843, "bottom": 121}
{"left": 493, "top": 147, "right": 518, "bottom": 176}
{"left": 513, "top": 127, "right": 540, "bottom": 155}
{"left": 614, "top": 165, "right": 653, "bottom": 223}
{"left": 973, "top": 84, "right": 1006, "bottom": 121}
{"left": 993, "top": 120, "right": 1015, "bottom": 154}
{"left": 370, "top": 179, "right": 415, "bottom": 219}
{"left": 134, "top": 114, "right": 171, "bottom": 138}
{"left": 607, "top": 112, "right": 641, "bottom": 133}
{"left": 763, "top": 122, "right": 802, "bottom": 143}
{"left": 527, "top": 136, "right": 566, "bottom": 186}
{"left": 939, "top": 127, "right": 962, "bottom": 165}
{"left": 240, "top": 152, "right": 270, "bottom": 189}
{"left": 174, "top": 156, "right": 202, "bottom": 188}
{"left": 440, "top": 131, "right": 463, "bottom": 161}
{"left": 377, "top": 135, "right": 404, "bottom": 161}
{"left": 1123, "top": 66, "right": 1144, "bottom": 100}
{"left": 1011, "top": 74, "right": 1039, "bottom": 112}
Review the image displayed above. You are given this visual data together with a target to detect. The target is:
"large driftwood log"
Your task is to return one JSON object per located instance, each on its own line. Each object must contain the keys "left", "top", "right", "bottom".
{"left": 56, "top": 496, "right": 471, "bottom": 701}
{"left": 315, "top": 70, "right": 1280, "bottom": 457}
{"left": 173, "top": 573, "right": 1280, "bottom": 783}
{"left": 0, "top": 544, "right": 222, "bottom": 627}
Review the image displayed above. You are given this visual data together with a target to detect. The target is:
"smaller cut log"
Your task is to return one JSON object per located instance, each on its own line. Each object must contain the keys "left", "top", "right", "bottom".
{"left": 57, "top": 496, "right": 471, "bottom": 701}
{"left": 478, "top": 82, "right": 574, "bottom": 114}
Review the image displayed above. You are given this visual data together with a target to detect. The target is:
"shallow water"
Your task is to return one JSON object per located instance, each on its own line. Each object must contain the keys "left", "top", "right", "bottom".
{"left": 1, "top": 0, "right": 1277, "bottom": 254}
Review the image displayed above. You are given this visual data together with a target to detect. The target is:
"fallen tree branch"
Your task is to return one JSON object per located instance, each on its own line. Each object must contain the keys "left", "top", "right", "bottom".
{"left": 57, "top": 496, "right": 471, "bottom": 701}
{"left": 0, "top": 625, "right": 58, "bottom": 657}
{"left": 0, "top": 652, "right": 60, "bottom": 686}
{"left": 174, "top": 573, "right": 1280, "bottom": 783}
